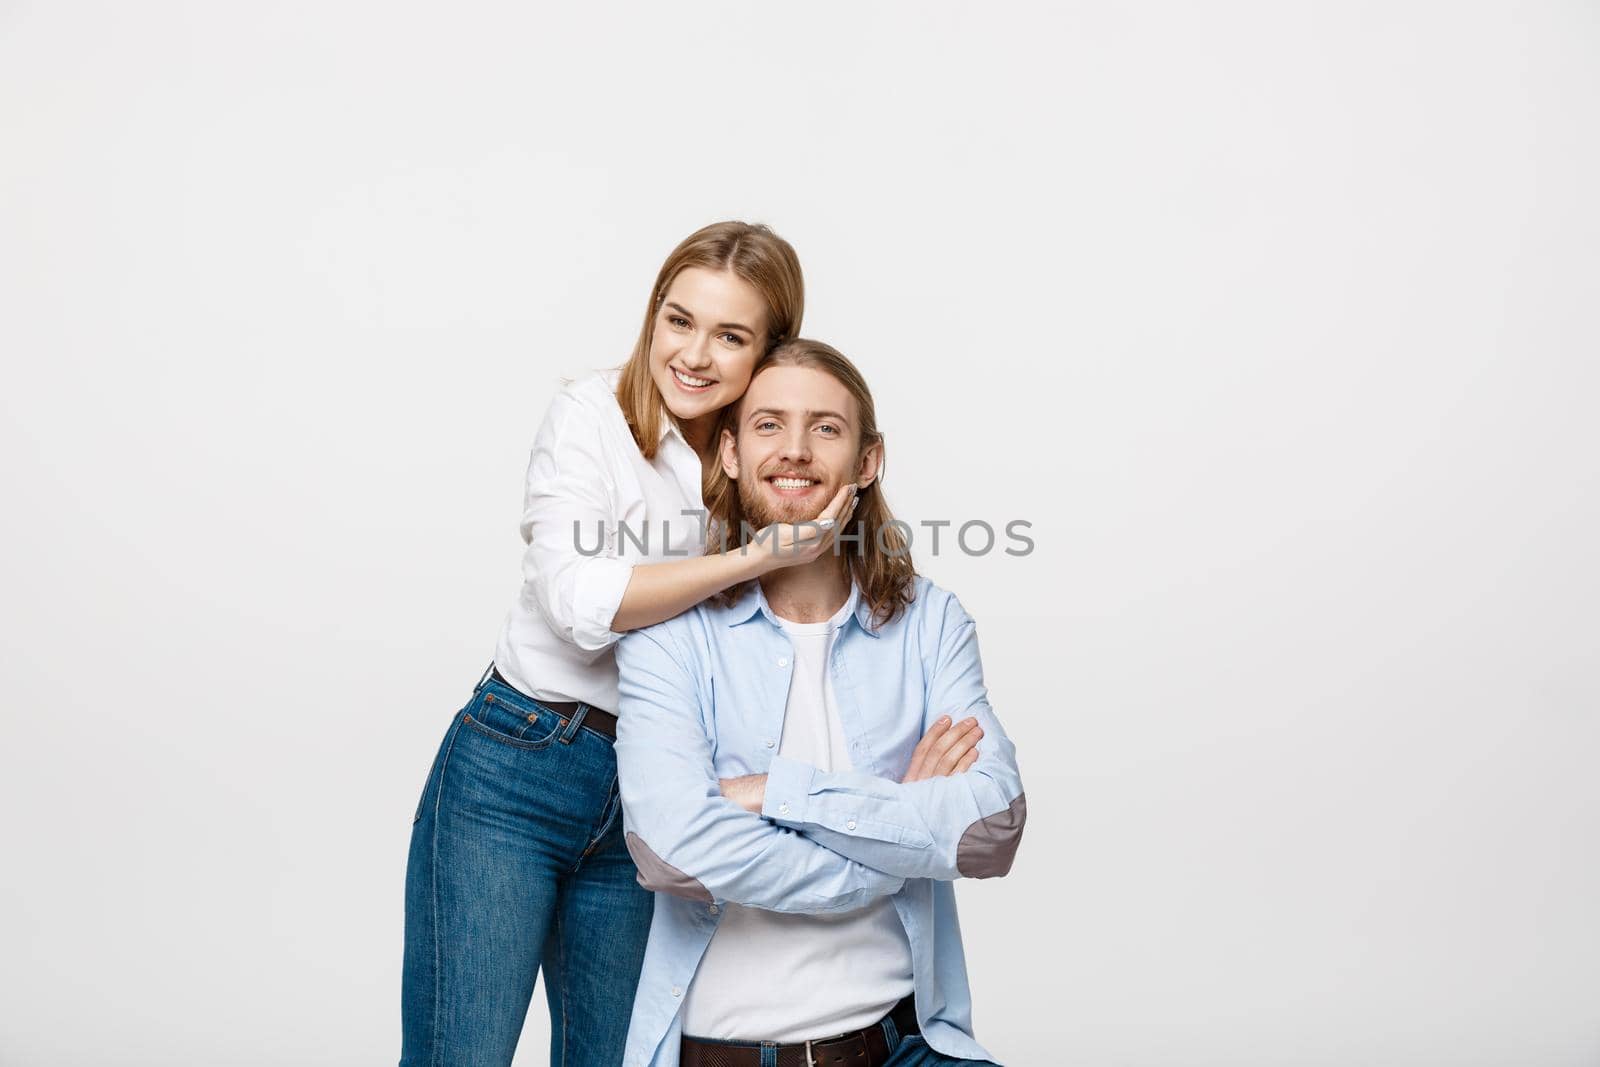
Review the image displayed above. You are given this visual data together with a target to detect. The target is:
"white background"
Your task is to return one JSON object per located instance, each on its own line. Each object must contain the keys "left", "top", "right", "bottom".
{"left": 3, "top": 2, "right": 1597, "bottom": 1064}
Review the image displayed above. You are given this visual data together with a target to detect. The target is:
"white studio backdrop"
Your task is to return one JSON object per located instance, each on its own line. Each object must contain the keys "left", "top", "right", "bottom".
{"left": 2, "top": 2, "right": 1597, "bottom": 1064}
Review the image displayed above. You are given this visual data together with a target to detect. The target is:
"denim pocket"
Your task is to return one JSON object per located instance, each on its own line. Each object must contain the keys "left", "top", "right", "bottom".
{"left": 461, "top": 688, "right": 568, "bottom": 750}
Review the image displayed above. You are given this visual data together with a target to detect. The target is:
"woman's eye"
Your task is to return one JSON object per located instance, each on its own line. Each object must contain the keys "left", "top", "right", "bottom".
{"left": 817, "top": 424, "right": 839, "bottom": 435}
{"left": 720, "top": 333, "right": 745, "bottom": 347}
{"left": 668, "top": 316, "right": 690, "bottom": 328}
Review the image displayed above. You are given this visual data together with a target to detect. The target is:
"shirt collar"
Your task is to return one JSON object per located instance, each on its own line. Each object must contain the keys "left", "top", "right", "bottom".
{"left": 720, "top": 578, "right": 881, "bottom": 638}
{"left": 659, "top": 414, "right": 689, "bottom": 448}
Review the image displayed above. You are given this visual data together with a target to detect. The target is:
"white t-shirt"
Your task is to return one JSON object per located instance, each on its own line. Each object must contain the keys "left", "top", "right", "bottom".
{"left": 492, "top": 368, "right": 705, "bottom": 711}
{"left": 681, "top": 600, "right": 915, "bottom": 1042}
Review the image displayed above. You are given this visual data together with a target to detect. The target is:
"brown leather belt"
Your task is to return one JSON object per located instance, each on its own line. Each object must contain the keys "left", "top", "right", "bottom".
{"left": 487, "top": 666, "right": 618, "bottom": 740}
{"left": 680, "top": 996, "right": 919, "bottom": 1067}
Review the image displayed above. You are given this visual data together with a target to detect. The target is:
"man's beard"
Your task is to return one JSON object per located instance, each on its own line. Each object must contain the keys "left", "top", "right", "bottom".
{"left": 736, "top": 464, "right": 832, "bottom": 529}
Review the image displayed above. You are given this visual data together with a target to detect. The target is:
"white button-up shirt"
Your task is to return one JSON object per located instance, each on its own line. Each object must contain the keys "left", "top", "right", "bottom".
{"left": 492, "top": 368, "right": 707, "bottom": 711}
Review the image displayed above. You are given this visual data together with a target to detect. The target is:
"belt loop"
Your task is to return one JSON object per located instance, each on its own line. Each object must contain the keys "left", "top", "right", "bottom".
{"left": 473, "top": 660, "right": 496, "bottom": 693}
{"left": 558, "top": 703, "right": 589, "bottom": 744}
{"left": 881, "top": 1012, "right": 900, "bottom": 1051}
{"left": 759, "top": 1042, "right": 778, "bottom": 1067}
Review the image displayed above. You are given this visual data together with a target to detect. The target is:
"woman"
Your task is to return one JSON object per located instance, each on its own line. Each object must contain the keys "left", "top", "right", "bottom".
{"left": 400, "top": 221, "right": 855, "bottom": 1067}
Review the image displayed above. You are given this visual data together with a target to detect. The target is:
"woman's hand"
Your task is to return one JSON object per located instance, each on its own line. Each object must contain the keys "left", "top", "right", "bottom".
{"left": 745, "top": 483, "right": 859, "bottom": 574}
{"left": 901, "top": 715, "right": 983, "bottom": 782}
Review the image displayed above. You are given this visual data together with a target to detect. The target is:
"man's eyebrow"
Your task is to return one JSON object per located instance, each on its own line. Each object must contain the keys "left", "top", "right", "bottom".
{"left": 746, "top": 406, "right": 852, "bottom": 425}
{"left": 664, "top": 302, "right": 755, "bottom": 335}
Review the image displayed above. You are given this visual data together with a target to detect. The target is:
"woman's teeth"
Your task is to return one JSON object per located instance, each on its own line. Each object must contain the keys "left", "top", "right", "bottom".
{"left": 673, "top": 368, "right": 713, "bottom": 388}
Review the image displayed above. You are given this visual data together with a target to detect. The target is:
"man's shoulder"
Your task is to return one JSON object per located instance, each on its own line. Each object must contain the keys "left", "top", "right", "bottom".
{"left": 895, "top": 575, "right": 973, "bottom": 633}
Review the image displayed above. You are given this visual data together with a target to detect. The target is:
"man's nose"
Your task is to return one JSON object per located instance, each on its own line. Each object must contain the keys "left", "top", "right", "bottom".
{"left": 779, "top": 427, "right": 811, "bottom": 461}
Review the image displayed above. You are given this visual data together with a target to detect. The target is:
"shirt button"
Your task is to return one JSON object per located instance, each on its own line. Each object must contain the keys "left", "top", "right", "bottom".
{"left": 847, "top": 820, "right": 857, "bottom": 831}
{"left": 765, "top": 739, "right": 775, "bottom": 749}
{"left": 708, "top": 904, "right": 719, "bottom": 915}
{"left": 779, "top": 803, "right": 790, "bottom": 815}
{"left": 672, "top": 986, "right": 682, "bottom": 998}
{"left": 777, "top": 657, "right": 789, "bottom": 668}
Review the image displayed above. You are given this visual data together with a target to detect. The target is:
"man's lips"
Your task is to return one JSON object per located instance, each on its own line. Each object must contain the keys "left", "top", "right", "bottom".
{"left": 763, "top": 471, "right": 825, "bottom": 496}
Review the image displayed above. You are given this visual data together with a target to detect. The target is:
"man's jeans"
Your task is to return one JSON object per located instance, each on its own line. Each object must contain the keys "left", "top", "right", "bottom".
{"left": 883, "top": 1035, "right": 998, "bottom": 1066}
{"left": 401, "top": 672, "right": 653, "bottom": 1067}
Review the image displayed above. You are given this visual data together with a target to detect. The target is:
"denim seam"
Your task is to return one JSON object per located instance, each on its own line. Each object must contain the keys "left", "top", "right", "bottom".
{"left": 555, "top": 908, "right": 570, "bottom": 1067}
{"left": 578, "top": 772, "right": 623, "bottom": 865}
{"left": 427, "top": 714, "right": 467, "bottom": 1067}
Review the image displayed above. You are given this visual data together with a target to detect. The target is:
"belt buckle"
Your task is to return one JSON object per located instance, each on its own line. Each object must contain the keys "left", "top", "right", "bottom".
{"left": 804, "top": 1038, "right": 817, "bottom": 1067}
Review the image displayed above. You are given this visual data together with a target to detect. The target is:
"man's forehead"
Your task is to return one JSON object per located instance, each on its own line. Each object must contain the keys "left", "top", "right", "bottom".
{"left": 744, "top": 365, "right": 856, "bottom": 415}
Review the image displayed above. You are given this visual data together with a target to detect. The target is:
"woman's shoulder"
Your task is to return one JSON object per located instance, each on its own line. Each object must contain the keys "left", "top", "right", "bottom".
{"left": 557, "top": 366, "right": 625, "bottom": 413}
{"left": 536, "top": 366, "right": 628, "bottom": 437}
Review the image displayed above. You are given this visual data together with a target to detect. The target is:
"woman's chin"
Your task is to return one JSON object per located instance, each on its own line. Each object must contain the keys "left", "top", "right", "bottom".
{"left": 660, "top": 389, "right": 724, "bottom": 423}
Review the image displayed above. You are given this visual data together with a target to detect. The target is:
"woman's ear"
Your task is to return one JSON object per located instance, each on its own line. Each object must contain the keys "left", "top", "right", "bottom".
{"left": 719, "top": 427, "right": 741, "bottom": 481}
{"left": 855, "top": 440, "right": 884, "bottom": 490}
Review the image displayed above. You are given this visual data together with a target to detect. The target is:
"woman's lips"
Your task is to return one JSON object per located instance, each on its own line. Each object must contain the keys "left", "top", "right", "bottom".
{"left": 671, "top": 366, "right": 715, "bottom": 391}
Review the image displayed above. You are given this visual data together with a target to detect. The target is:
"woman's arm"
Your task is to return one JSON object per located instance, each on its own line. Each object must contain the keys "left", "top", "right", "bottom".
{"left": 607, "top": 550, "right": 761, "bottom": 634}
{"left": 520, "top": 381, "right": 853, "bottom": 649}
{"left": 608, "top": 483, "right": 857, "bottom": 633}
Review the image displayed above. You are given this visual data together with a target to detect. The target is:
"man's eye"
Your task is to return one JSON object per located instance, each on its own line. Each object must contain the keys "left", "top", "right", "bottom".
{"left": 756, "top": 420, "right": 779, "bottom": 431}
{"left": 817, "top": 424, "right": 839, "bottom": 435}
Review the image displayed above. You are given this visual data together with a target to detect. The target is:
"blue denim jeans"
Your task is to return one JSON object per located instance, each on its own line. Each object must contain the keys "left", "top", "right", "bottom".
{"left": 881, "top": 1034, "right": 997, "bottom": 1066}
{"left": 401, "top": 668, "right": 653, "bottom": 1066}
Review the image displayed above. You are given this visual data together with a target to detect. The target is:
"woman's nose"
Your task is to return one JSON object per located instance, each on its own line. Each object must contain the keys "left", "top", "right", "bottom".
{"left": 680, "top": 332, "right": 713, "bottom": 369}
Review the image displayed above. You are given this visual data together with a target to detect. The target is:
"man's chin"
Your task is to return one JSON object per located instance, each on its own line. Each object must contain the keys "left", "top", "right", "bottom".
{"left": 741, "top": 490, "right": 829, "bottom": 529}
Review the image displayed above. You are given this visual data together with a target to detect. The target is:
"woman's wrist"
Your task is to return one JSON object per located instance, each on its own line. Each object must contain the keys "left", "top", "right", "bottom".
{"left": 728, "top": 540, "right": 772, "bottom": 582}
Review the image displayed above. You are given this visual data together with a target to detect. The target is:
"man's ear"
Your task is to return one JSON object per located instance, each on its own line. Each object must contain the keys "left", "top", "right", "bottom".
{"left": 855, "top": 439, "right": 884, "bottom": 490}
{"left": 719, "top": 427, "right": 740, "bottom": 481}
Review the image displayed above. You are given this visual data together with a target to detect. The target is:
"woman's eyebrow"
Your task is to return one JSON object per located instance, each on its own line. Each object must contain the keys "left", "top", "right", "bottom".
{"left": 664, "top": 301, "right": 754, "bottom": 335}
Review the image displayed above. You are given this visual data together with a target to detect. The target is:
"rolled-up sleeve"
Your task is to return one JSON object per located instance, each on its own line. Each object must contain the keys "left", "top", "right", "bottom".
{"left": 762, "top": 594, "right": 1026, "bottom": 880}
{"left": 615, "top": 626, "right": 906, "bottom": 913}
{"left": 519, "top": 390, "right": 634, "bottom": 652}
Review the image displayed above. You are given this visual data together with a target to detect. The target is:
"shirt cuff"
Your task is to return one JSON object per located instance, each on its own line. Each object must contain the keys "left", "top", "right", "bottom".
{"left": 761, "top": 755, "right": 816, "bottom": 826}
{"left": 570, "top": 556, "right": 634, "bottom": 652}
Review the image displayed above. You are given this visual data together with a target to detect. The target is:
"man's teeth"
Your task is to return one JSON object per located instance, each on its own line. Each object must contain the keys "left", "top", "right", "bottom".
{"left": 673, "top": 368, "right": 713, "bottom": 388}
{"left": 771, "top": 477, "right": 817, "bottom": 489}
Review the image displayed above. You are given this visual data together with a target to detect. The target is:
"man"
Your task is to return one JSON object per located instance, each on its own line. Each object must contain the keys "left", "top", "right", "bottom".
{"left": 614, "top": 339, "right": 1027, "bottom": 1067}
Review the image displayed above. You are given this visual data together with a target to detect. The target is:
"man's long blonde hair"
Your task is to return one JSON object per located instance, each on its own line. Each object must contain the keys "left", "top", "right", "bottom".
{"left": 614, "top": 221, "right": 804, "bottom": 459}
{"left": 705, "top": 339, "right": 916, "bottom": 628}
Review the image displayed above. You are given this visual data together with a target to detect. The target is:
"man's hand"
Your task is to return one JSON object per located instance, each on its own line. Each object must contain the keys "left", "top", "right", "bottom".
{"left": 720, "top": 714, "right": 978, "bottom": 809}
{"left": 901, "top": 715, "right": 983, "bottom": 782}
{"left": 719, "top": 773, "right": 767, "bottom": 814}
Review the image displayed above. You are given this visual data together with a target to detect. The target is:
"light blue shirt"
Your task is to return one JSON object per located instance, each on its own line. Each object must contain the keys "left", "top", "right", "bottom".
{"left": 614, "top": 575, "right": 1027, "bottom": 1066}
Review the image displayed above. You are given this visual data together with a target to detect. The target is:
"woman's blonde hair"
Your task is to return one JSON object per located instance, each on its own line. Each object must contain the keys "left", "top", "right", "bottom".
{"left": 705, "top": 338, "right": 917, "bottom": 628}
{"left": 615, "top": 221, "right": 804, "bottom": 459}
